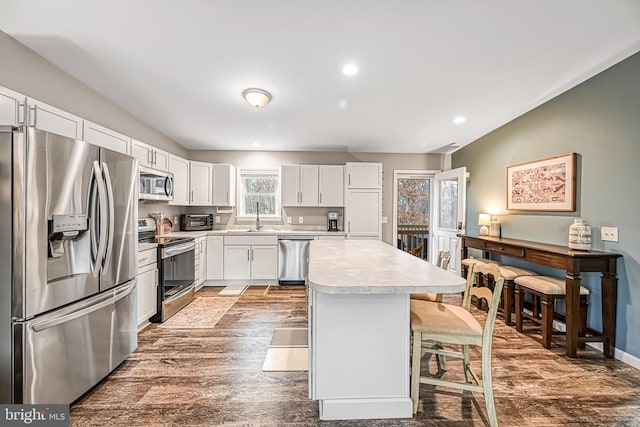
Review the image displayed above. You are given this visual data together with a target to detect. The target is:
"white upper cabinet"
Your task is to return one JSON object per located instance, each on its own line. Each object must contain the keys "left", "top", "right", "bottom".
{"left": 189, "top": 161, "right": 213, "bottom": 205}
{"left": 345, "top": 162, "right": 382, "bottom": 189}
{"left": 27, "top": 98, "right": 83, "bottom": 140}
{"left": 132, "top": 138, "right": 170, "bottom": 172}
{"left": 168, "top": 154, "right": 190, "bottom": 205}
{"left": 0, "top": 85, "right": 25, "bottom": 126}
{"left": 319, "top": 165, "right": 344, "bottom": 207}
{"left": 82, "top": 120, "right": 131, "bottom": 154}
{"left": 212, "top": 164, "right": 236, "bottom": 206}
{"left": 282, "top": 165, "right": 319, "bottom": 206}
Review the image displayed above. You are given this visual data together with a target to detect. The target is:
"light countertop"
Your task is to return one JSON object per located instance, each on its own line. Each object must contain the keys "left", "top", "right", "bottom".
{"left": 161, "top": 229, "right": 347, "bottom": 238}
{"left": 307, "top": 240, "right": 466, "bottom": 295}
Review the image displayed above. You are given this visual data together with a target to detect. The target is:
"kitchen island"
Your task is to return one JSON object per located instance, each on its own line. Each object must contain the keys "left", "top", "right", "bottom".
{"left": 307, "top": 240, "right": 466, "bottom": 421}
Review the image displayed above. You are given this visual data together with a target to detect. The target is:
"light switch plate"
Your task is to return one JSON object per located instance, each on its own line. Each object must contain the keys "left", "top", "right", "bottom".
{"left": 298, "top": 216, "right": 304, "bottom": 224}
{"left": 602, "top": 226, "right": 619, "bottom": 242}
{"left": 215, "top": 215, "right": 221, "bottom": 224}
{"left": 287, "top": 217, "right": 292, "bottom": 224}
{"left": 381, "top": 216, "right": 388, "bottom": 224}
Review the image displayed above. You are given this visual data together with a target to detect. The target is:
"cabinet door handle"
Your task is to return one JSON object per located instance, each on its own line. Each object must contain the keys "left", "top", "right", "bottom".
{"left": 251, "top": 248, "right": 254, "bottom": 261}
{"left": 247, "top": 249, "right": 250, "bottom": 261}
{"left": 348, "top": 221, "right": 351, "bottom": 233}
{"left": 28, "top": 106, "right": 37, "bottom": 128}
{"left": 348, "top": 174, "right": 351, "bottom": 186}
{"left": 320, "top": 193, "right": 322, "bottom": 204}
{"left": 155, "top": 269, "right": 158, "bottom": 286}
{"left": 153, "top": 150, "right": 157, "bottom": 165}
{"left": 147, "top": 150, "right": 153, "bottom": 165}
{"left": 227, "top": 191, "right": 229, "bottom": 204}
{"left": 17, "top": 100, "right": 26, "bottom": 125}
{"left": 191, "top": 190, "right": 194, "bottom": 203}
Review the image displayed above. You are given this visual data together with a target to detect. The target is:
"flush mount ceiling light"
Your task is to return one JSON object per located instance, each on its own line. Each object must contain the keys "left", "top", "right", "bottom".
{"left": 251, "top": 142, "right": 262, "bottom": 148}
{"left": 452, "top": 116, "right": 467, "bottom": 124}
{"left": 341, "top": 63, "right": 359, "bottom": 76}
{"left": 242, "top": 88, "right": 271, "bottom": 108}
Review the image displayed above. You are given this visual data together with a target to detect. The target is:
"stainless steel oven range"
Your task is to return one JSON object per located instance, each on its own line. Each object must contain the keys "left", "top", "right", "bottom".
{"left": 138, "top": 219, "right": 195, "bottom": 322}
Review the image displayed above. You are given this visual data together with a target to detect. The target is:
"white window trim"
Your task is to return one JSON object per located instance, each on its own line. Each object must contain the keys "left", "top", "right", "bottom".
{"left": 236, "top": 166, "right": 282, "bottom": 220}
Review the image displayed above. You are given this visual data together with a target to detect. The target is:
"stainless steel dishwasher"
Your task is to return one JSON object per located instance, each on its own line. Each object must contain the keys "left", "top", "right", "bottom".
{"left": 278, "top": 236, "right": 314, "bottom": 284}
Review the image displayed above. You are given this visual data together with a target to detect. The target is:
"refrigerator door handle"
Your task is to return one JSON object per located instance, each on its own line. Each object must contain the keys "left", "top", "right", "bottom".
{"left": 92, "top": 160, "right": 108, "bottom": 276}
{"left": 31, "top": 282, "right": 136, "bottom": 332}
{"left": 102, "top": 162, "right": 115, "bottom": 269}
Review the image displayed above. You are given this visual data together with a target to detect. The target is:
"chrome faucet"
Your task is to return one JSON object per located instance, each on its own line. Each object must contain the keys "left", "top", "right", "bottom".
{"left": 255, "top": 201, "right": 263, "bottom": 231}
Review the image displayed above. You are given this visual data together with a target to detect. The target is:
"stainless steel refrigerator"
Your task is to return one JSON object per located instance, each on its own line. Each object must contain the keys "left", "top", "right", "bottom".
{"left": 0, "top": 126, "right": 138, "bottom": 404}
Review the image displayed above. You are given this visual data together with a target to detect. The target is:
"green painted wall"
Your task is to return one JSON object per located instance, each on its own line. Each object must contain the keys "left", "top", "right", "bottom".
{"left": 453, "top": 52, "right": 640, "bottom": 359}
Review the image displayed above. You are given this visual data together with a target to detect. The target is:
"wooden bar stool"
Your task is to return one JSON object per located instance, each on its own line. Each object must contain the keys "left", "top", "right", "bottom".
{"left": 514, "top": 275, "right": 589, "bottom": 349}
{"left": 461, "top": 257, "right": 499, "bottom": 279}
{"left": 494, "top": 266, "right": 536, "bottom": 326}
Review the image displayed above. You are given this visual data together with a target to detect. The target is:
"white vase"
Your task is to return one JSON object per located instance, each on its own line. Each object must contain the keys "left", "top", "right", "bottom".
{"left": 569, "top": 219, "right": 591, "bottom": 250}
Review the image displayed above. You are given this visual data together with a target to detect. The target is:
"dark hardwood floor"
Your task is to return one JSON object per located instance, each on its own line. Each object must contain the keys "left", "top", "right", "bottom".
{"left": 70, "top": 286, "right": 640, "bottom": 426}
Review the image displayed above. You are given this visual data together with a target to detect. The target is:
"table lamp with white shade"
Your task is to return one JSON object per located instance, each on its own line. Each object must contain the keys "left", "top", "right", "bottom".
{"left": 478, "top": 213, "right": 491, "bottom": 236}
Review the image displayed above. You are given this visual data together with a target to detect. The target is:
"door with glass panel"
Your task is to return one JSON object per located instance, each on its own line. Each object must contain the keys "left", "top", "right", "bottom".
{"left": 393, "top": 172, "right": 433, "bottom": 261}
{"left": 432, "top": 167, "right": 467, "bottom": 275}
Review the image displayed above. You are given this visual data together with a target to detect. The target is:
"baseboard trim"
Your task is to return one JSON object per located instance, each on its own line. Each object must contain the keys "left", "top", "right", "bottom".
{"left": 319, "top": 397, "right": 412, "bottom": 420}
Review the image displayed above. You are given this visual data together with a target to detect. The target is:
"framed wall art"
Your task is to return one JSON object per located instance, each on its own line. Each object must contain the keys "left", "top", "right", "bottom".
{"left": 506, "top": 153, "right": 576, "bottom": 211}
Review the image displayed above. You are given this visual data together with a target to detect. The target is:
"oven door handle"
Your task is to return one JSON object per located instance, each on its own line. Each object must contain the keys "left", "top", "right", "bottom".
{"left": 162, "top": 241, "right": 196, "bottom": 258}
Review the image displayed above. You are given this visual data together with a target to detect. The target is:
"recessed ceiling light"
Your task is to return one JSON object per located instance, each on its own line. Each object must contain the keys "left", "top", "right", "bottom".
{"left": 452, "top": 116, "right": 467, "bottom": 124}
{"left": 342, "top": 63, "right": 359, "bottom": 76}
{"left": 338, "top": 99, "right": 348, "bottom": 109}
{"left": 251, "top": 142, "right": 261, "bottom": 148}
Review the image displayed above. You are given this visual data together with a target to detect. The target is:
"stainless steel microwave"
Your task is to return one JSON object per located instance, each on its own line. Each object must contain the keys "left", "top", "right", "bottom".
{"left": 139, "top": 166, "right": 173, "bottom": 201}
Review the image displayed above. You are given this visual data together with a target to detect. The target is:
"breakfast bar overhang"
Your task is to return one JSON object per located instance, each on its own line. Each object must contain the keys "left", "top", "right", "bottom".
{"left": 307, "top": 240, "right": 466, "bottom": 421}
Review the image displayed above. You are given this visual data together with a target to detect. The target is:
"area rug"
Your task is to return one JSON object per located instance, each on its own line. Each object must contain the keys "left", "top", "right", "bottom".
{"left": 269, "top": 328, "right": 308, "bottom": 347}
{"left": 159, "top": 296, "right": 238, "bottom": 329}
{"left": 262, "top": 348, "right": 308, "bottom": 372}
{"left": 262, "top": 328, "right": 309, "bottom": 372}
{"left": 218, "top": 284, "right": 248, "bottom": 296}
{"left": 242, "top": 285, "right": 271, "bottom": 296}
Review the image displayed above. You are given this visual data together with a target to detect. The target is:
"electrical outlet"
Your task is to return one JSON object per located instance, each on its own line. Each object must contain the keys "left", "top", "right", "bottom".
{"left": 287, "top": 217, "right": 292, "bottom": 224}
{"left": 381, "top": 216, "right": 388, "bottom": 224}
{"left": 298, "top": 216, "right": 304, "bottom": 224}
{"left": 602, "top": 226, "right": 619, "bottom": 242}
{"left": 173, "top": 216, "right": 179, "bottom": 226}
{"left": 215, "top": 215, "right": 221, "bottom": 224}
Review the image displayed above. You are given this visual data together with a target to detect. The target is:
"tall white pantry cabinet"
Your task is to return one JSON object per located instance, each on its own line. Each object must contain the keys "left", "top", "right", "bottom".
{"left": 344, "top": 162, "right": 382, "bottom": 240}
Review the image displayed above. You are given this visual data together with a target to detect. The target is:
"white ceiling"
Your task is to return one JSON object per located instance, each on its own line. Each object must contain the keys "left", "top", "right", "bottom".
{"left": 1, "top": 1, "right": 639, "bottom": 153}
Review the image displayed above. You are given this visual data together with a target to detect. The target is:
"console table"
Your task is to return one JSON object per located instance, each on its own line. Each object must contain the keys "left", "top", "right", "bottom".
{"left": 460, "top": 235, "right": 622, "bottom": 358}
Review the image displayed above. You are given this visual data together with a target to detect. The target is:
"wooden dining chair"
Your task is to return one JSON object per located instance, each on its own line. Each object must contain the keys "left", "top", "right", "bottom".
{"left": 410, "top": 250, "right": 452, "bottom": 303}
{"left": 410, "top": 263, "right": 504, "bottom": 426}
{"left": 411, "top": 241, "right": 425, "bottom": 257}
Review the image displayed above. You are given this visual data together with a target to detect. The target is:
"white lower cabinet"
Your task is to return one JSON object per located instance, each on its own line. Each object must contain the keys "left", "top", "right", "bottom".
{"left": 223, "top": 235, "right": 278, "bottom": 280}
{"left": 250, "top": 246, "right": 278, "bottom": 279}
{"left": 223, "top": 245, "right": 251, "bottom": 280}
{"left": 136, "top": 248, "right": 158, "bottom": 329}
{"left": 206, "top": 236, "right": 224, "bottom": 280}
{"left": 194, "top": 237, "right": 206, "bottom": 290}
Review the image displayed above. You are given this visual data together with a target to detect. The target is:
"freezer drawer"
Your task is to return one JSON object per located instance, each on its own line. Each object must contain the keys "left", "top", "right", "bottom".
{"left": 14, "top": 280, "right": 137, "bottom": 404}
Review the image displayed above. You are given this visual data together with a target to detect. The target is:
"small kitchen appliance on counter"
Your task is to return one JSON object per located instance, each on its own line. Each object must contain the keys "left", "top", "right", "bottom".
{"left": 180, "top": 213, "right": 214, "bottom": 231}
{"left": 328, "top": 211, "right": 339, "bottom": 231}
{"left": 138, "top": 218, "right": 196, "bottom": 322}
